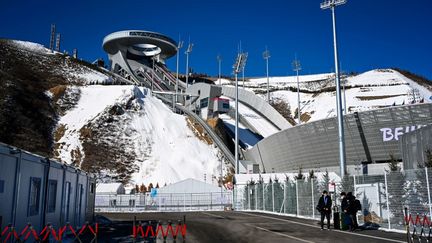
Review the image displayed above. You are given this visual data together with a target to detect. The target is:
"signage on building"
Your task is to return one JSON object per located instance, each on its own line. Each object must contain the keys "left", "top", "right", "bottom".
{"left": 380, "top": 125, "right": 428, "bottom": 142}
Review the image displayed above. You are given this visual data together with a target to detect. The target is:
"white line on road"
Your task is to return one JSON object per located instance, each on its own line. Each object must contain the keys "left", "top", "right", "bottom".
{"left": 246, "top": 224, "right": 315, "bottom": 243}
{"left": 238, "top": 212, "right": 405, "bottom": 243}
{"left": 200, "top": 212, "right": 226, "bottom": 219}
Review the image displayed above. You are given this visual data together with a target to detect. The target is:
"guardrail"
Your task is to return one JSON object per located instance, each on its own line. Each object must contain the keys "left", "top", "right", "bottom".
{"left": 154, "top": 64, "right": 187, "bottom": 90}
{"left": 176, "top": 105, "right": 235, "bottom": 166}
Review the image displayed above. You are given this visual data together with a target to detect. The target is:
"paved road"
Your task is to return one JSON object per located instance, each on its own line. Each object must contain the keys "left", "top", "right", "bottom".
{"left": 101, "top": 211, "right": 407, "bottom": 243}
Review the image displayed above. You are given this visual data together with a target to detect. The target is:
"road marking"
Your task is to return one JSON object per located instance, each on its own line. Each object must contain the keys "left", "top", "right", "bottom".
{"left": 238, "top": 212, "right": 405, "bottom": 243}
{"left": 200, "top": 211, "right": 226, "bottom": 219}
{"left": 246, "top": 224, "right": 315, "bottom": 243}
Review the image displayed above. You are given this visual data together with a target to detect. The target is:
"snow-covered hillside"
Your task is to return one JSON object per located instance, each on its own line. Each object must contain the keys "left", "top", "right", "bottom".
{"left": 10, "top": 40, "right": 112, "bottom": 84}
{"left": 55, "top": 85, "right": 221, "bottom": 185}
{"left": 227, "top": 69, "right": 432, "bottom": 123}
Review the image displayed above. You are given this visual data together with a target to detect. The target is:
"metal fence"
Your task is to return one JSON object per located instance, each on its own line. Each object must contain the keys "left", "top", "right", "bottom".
{"left": 95, "top": 192, "right": 232, "bottom": 212}
{"left": 236, "top": 168, "right": 432, "bottom": 231}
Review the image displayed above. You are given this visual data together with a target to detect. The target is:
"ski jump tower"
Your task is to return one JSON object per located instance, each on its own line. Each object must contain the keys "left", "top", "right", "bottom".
{"left": 102, "top": 30, "right": 180, "bottom": 91}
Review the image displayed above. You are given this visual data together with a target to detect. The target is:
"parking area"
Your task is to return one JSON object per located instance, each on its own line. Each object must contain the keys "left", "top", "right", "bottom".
{"left": 100, "top": 211, "right": 407, "bottom": 243}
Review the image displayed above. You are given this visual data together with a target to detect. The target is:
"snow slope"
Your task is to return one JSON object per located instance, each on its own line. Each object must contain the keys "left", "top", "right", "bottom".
{"left": 242, "top": 69, "right": 432, "bottom": 123}
{"left": 56, "top": 85, "right": 221, "bottom": 185}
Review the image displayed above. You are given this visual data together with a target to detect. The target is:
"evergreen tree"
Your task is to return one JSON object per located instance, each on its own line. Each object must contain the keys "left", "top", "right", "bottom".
{"left": 295, "top": 167, "right": 304, "bottom": 180}
{"left": 256, "top": 175, "right": 264, "bottom": 210}
{"left": 285, "top": 176, "right": 297, "bottom": 214}
{"left": 388, "top": 153, "right": 399, "bottom": 172}
{"left": 319, "top": 170, "right": 331, "bottom": 193}
{"left": 148, "top": 183, "right": 154, "bottom": 191}
{"left": 424, "top": 149, "right": 432, "bottom": 168}
{"left": 139, "top": 183, "right": 146, "bottom": 193}
{"left": 264, "top": 178, "right": 273, "bottom": 211}
{"left": 273, "top": 176, "right": 284, "bottom": 213}
{"left": 384, "top": 154, "right": 405, "bottom": 225}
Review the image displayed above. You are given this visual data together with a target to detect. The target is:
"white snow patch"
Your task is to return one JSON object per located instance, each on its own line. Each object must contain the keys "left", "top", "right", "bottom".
{"left": 11, "top": 40, "right": 52, "bottom": 54}
{"left": 130, "top": 87, "right": 221, "bottom": 186}
{"left": 56, "top": 85, "right": 222, "bottom": 186}
{"left": 57, "top": 85, "right": 132, "bottom": 164}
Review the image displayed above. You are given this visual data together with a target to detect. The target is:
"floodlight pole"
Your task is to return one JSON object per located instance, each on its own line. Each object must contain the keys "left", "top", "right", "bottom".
{"left": 292, "top": 58, "right": 301, "bottom": 125}
{"left": 235, "top": 70, "right": 239, "bottom": 173}
{"left": 263, "top": 48, "right": 271, "bottom": 102}
{"left": 175, "top": 39, "right": 183, "bottom": 108}
{"left": 217, "top": 55, "right": 222, "bottom": 86}
{"left": 185, "top": 41, "right": 193, "bottom": 89}
{"left": 321, "top": 0, "right": 347, "bottom": 177}
{"left": 233, "top": 53, "right": 246, "bottom": 175}
{"left": 240, "top": 52, "right": 248, "bottom": 89}
{"left": 242, "top": 67, "right": 245, "bottom": 89}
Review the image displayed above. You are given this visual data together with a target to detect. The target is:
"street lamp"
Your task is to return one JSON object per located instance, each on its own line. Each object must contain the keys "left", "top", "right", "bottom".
{"left": 263, "top": 47, "right": 271, "bottom": 102}
{"left": 321, "top": 0, "right": 347, "bottom": 177}
{"left": 217, "top": 55, "right": 222, "bottom": 86}
{"left": 185, "top": 41, "right": 193, "bottom": 89}
{"left": 232, "top": 52, "right": 247, "bottom": 175}
{"left": 175, "top": 39, "right": 184, "bottom": 107}
{"left": 292, "top": 58, "right": 301, "bottom": 125}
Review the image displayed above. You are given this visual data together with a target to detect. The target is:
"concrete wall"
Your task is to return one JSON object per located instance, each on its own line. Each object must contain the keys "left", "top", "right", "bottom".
{"left": 0, "top": 143, "right": 95, "bottom": 231}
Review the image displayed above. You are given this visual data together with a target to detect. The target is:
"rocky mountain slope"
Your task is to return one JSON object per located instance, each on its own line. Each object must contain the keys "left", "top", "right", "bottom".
{"left": 0, "top": 39, "right": 113, "bottom": 156}
{"left": 0, "top": 39, "right": 223, "bottom": 185}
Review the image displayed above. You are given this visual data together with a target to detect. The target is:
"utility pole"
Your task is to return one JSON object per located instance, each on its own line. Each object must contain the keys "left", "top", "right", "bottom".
{"left": 217, "top": 55, "right": 222, "bottom": 86}
{"left": 263, "top": 47, "right": 271, "bottom": 102}
{"left": 321, "top": 0, "right": 347, "bottom": 177}
{"left": 175, "top": 38, "right": 183, "bottom": 108}
{"left": 292, "top": 58, "right": 302, "bottom": 125}
{"left": 185, "top": 40, "right": 193, "bottom": 89}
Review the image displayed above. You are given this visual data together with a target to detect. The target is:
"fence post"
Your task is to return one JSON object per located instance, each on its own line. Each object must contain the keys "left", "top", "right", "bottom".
{"left": 255, "top": 184, "right": 258, "bottom": 210}
{"left": 248, "top": 185, "right": 251, "bottom": 210}
{"left": 183, "top": 193, "right": 186, "bottom": 211}
{"left": 311, "top": 179, "right": 315, "bottom": 219}
{"left": 384, "top": 169, "right": 391, "bottom": 230}
{"left": 283, "top": 182, "right": 286, "bottom": 214}
{"left": 296, "top": 180, "right": 299, "bottom": 216}
{"left": 272, "top": 181, "right": 275, "bottom": 212}
{"left": 263, "top": 183, "right": 265, "bottom": 211}
{"left": 353, "top": 174, "right": 357, "bottom": 197}
{"left": 425, "top": 167, "right": 432, "bottom": 218}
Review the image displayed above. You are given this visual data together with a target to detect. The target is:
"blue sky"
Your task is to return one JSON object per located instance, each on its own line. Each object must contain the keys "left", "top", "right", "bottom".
{"left": 1, "top": 0, "right": 431, "bottom": 79}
